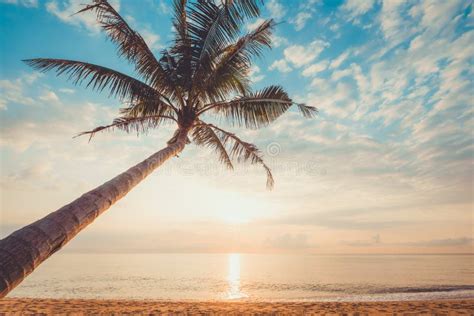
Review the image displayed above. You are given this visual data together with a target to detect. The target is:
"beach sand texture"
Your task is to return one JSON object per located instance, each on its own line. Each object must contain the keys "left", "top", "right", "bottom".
{"left": 1, "top": 298, "right": 473, "bottom": 315}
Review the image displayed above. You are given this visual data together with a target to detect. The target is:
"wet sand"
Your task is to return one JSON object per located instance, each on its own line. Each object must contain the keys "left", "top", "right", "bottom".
{"left": 1, "top": 298, "right": 473, "bottom": 315}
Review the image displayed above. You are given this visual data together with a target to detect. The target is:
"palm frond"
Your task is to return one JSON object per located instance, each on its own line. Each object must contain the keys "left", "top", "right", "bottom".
{"left": 77, "top": 0, "right": 166, "bottom": 88}
{"left": 297, "top": 103, "right": 319, "bottom": 118}
{"left": 189, "top": 1, "right": 240, "bottom": 67}
{"left": 192, "top": 124, "right": 233, "bottom": 169}
{"left": 190, "top": 1, "right": 235, "bottom": 61}
{"left": 172, "top": 0, "right": 189, "bottom": 43}
{"left": 198, "top": 85, "right": 317, "bottom": 129}
{"left": 224, "top": 0, "right": 262, "bottom": 19}
{"left": 170, "top": 0, "right": 193, "bottom": 87}
{"left": 119, "top": 98, "right": 177, "bottom": 118}
{"left": 198, "top": 19, "right": 275, "bottom": 102}
{"left": 156, "top": 48, "right": 195, "bottom": 109}
{"left": 23, "top": 58, "right": 167, "bottom": 104}
{"left": 220, "top": 18, "right": 275, "bottom": 64}
{"left": 75, "top": 115, "right": 176, "bottom": 141}
{"left": 195, "top": 122, "right": 274, "bottom": 189}
{"left": 187, "top": 0, "right": 262, "bottom": 87}
{"left": 200, "top": 70, "right": 251, "bottom": 104}
{"left": 187, "top": 0, "right": 237, "bottom": 84}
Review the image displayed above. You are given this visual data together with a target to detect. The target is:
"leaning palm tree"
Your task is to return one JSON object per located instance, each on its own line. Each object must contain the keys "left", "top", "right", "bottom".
{"left": 0, "top": 0, "right": 316, "bottom": 297}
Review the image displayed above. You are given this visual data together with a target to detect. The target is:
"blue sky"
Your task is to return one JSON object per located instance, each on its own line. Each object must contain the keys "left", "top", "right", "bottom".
{"left": 0, "top": 0, "right": 473, "bottom": 254}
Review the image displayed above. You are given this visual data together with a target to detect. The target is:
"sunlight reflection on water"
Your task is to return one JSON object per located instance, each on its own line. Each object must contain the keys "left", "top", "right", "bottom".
{"left": 226, "top": 253, "right": 248, "bottom": 299}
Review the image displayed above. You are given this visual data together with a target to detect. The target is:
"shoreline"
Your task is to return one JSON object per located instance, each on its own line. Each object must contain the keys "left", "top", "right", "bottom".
{"left": 1, "top": 298, "right": 473, "bottom": 315}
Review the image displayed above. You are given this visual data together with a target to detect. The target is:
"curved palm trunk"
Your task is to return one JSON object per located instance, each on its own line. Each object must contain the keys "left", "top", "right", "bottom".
{"left": 0, "top": 129, "right": 188, "bottom": 297}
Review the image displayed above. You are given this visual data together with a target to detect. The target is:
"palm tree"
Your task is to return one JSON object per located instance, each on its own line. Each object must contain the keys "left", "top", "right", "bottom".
{"left": 0, "top": 0, "right": 316, "bottom": 297}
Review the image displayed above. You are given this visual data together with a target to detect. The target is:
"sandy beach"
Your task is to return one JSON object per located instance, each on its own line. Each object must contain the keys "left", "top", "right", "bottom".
{"left": 0, "top": 298, "right": 473, "bottom": 315}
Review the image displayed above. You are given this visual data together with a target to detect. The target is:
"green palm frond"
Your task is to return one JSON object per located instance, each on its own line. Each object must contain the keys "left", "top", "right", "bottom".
{"left": 198, "top": 19, "right": 275, "bottom": 103}
{"left": 189, "top": 0, "right": 262, "bottom": 64}
{"left": 192, "top": 124, "right": 234, "bottom": 170}
{"left": 186, "top": 0, "right": 264, "bottom": 93}
{"left": 224, "top": 0, "right": 262, "bottom": 19}
{"left": 77, "top": 0, "right": 166, "bottom": 89}
{"left": 170, "top": 0, "right": 193, "bottom": 87}
{"left": 188, "top": 1, "right": 236, "bottom": 62}
{"left": 23, "top": 59, "right": 167, "bottom": 105}
{"left": 193, "top": 122, "right": 274, "bottom": 189}
{"left": 198, "top": 85, "right": 317, "bottom": 129}
{"left": 119, "top": 98, "right": 177, "bottom": 118}
{"left": 296, "top": 103, "right": 319, "bottom": 118}
{"left": 218, "top": 18, "right": 275, "bottom": 66}
{"left": 75, "top": 115, "right": 176, "bottom": 141}
{"left": 172, "top": 0, "right": 189, "bottom": 46}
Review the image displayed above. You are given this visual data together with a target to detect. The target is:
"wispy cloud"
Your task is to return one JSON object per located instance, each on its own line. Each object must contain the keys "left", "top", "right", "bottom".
{"left": 283, "top": 40, "right": 329, "bottom": 67}
{"left": 45, "top": 0, "right": 117, "bottom": 33}
{"left": 266, "top": 0, "right": 286, "bottom": 20}
{"left": 246, "top": 17, "right": 266, "bottom": 31}
{"left": 269, "top": 59, "right": 292, "bottom": 73}
{"left": 302, "top": 60, "right": 328, "bottom": 77}
{"left": 402, "top": 237, "right": 474, "bottom": 248}
{"left": 0, "top": 72, "right": 42, "bottom": 110}
{"left": 248, "top": 65, "right": 265, "bottom": 83}
{"left": 340, "top": 0, "right": 376, "bottom": 21}
{"left": 290, "top": 12, "right": 312, "bottom": 31}
{"left": 265, "top": 233, "right": 312, "bottom": 250}
{"left": 0, "top": 0, "right": 37, "bottom": 8}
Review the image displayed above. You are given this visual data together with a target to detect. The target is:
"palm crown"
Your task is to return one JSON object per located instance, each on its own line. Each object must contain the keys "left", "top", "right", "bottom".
{"left": 25, "top": 0, "right": 317, "bottom": 188}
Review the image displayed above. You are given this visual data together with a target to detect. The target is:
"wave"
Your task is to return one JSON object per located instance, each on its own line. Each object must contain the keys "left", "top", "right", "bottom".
{"left": 375, "top": 285, "right": 474, "bottom": 294}
{"left": 242, "top": 282, "right": 474, "bottom": 295}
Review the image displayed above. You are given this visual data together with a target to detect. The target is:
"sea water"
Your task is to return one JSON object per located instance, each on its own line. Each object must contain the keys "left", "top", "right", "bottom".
{"left": 8, "top": 253, "right": 474, "bottom": 301}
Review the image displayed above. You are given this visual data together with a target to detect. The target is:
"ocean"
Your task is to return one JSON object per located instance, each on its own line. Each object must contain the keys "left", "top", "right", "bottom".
{"left": 8, "top": 253, "right": 474, "bottom": 301}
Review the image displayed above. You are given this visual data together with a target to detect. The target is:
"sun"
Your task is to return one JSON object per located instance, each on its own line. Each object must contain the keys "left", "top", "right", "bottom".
{"left": 214, "top": 192, "right": 269, "bottom": 225}
{"left": 221, "top": 212, "right": 252, "bottom": 224}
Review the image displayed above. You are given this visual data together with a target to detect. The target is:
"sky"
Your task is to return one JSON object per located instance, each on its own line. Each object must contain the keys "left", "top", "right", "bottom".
{"left": 0, "top": 0, "right": 473, "bottom": 254}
